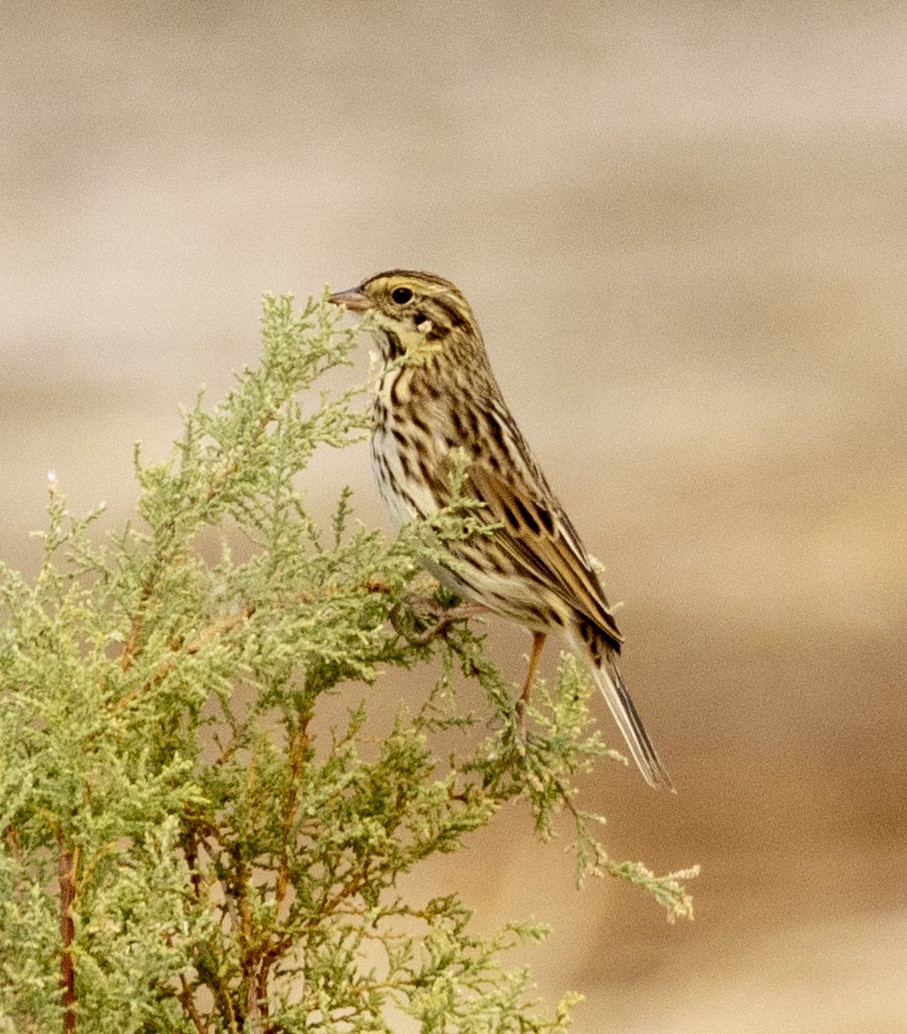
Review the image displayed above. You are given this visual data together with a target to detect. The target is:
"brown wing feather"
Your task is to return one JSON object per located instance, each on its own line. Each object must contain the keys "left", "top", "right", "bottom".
{"left": 466, "top": 460, "right": 623, "bottom": 648}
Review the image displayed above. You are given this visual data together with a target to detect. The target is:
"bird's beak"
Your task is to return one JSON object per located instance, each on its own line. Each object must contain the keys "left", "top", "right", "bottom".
{"left": 327, "top": 286, "right": 375, "bottom": 313}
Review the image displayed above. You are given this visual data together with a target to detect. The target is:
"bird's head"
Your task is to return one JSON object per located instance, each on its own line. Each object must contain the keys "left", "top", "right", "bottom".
{"left": 328, "top": 270, "right": 482, "bottom": 363}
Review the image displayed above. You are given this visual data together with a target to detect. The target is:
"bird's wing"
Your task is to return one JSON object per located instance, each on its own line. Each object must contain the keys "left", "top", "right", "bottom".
{"left": 466, "top": 459, "right": 623, "bottom": 648}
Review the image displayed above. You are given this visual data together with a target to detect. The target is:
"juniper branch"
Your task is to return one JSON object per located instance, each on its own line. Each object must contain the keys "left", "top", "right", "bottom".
{"left": 0, "top": 291, "right": 695, "bottom": 1034}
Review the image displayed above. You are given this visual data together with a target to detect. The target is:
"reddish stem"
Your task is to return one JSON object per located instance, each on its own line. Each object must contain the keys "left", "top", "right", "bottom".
{"left": 58, "top": 839, "right": 76, "bottom": 1032}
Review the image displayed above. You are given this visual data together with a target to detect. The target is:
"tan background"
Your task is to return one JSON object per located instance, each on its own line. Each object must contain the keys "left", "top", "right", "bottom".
{"left": 3, "top": 3, "right": 906, "bottom": 1030}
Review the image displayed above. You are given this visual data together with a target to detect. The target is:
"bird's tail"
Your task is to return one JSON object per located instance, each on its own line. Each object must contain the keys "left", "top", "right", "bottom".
{"left": 569, "top": 632, "right": 674, "bottom": 792}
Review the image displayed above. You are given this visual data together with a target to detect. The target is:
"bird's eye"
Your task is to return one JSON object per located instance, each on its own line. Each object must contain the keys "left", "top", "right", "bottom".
{"left": 391, "top": 286, "right": 413, "bottom": 305}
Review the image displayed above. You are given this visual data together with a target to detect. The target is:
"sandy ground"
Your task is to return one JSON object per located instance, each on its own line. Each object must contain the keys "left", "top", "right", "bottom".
{"left": 2, "top": 3, "right": 906, "bottom": 1030}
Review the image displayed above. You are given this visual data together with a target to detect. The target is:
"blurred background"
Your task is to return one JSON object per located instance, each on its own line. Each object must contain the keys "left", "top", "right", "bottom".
{"left": 2, "top": 2, "right": 905, "bottom": 1029}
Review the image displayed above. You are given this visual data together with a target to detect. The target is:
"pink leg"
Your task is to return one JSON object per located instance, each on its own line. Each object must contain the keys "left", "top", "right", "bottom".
{"left": 520, "top": 631, "right": 547, "bottom": 705}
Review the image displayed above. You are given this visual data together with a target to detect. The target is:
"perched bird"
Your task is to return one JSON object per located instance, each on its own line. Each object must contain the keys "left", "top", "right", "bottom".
{"left": 329, "top": 271, "right": 672, "bottom": 791}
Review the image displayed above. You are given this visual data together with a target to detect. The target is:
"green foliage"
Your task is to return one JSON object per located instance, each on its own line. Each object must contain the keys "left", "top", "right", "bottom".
{"left": 0, "top": 293, "right": 696, "bottom": 1032}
